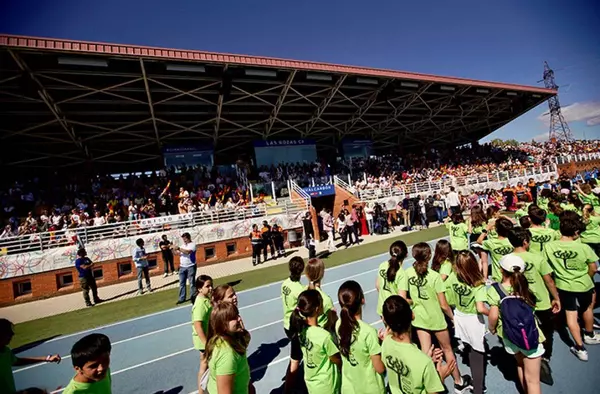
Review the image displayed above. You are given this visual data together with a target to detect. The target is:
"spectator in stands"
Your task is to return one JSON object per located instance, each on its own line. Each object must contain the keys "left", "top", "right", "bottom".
{"left": 75, "top": 249, "right": 103, "bottom": 307}
{"left": 159, "top": 234, "right": 176, "bottom": 277}
{"left": 133, "top": 238, "right": 152, "bottom": 296}
{"left": 174, "top": 232, "right": 197, "bottom": 305}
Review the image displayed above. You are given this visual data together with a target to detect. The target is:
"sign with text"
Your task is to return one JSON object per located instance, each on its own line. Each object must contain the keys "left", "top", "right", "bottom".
{"left": 303, "top": 184, "right": 336, "bottom": 198}
{"left": 137, "top": 213, "right": 194, "bottom": 228}
{"left": 163, "top": 144, "right": 214, "bottom": 168}
{"left": 254, "top": 139, "right": 317, "bottom": 167}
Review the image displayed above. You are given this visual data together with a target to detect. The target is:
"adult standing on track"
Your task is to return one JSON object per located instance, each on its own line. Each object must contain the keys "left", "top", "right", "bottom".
{"left": 160, "top": 234, "right": 176, "bottom": 277}
{"left": 75, "top": 248, "right": 103, "bottom": 307}
{"left": 174, "top": 232, "right": 197, "bottom": 305}
{"left": 446, "top": 186, "right": 462, "bottom": 216}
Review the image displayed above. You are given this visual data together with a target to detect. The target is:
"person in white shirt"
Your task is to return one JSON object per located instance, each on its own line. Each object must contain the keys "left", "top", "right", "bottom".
{"left": 365, "top": 203, "right": 374, "bottom": 235}
{"left": 321, "top": 209, "right": 337, "bottom": 252}
{"left": 93, "top": 211, "right": 106, "bottom": 226}
{"left": 446, "top": 186, "right": 462, "bottom": 216}
{"left": 173, "top": 232, "right": 197, "bottom": 304}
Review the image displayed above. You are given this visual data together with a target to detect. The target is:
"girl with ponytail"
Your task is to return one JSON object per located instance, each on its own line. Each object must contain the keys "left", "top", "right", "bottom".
{"left": 399, "top": 242, "right": 472, "bottom": 393}
{"left": 305, "top": 258, "right": 337, "bottom": 332}
{"left": 487, "top": 255, "right": 543, "bottom": 394}
{"left": 336, "top": 281, "right": 385, "bottom": 394}
{"left": 376, "top": 241, "right": 408, "bottom": 317}
{"left": 290, "top": 289, "right": 341, "bottom": 394}
{"left": 191, "top": 275, "right": 213, "bottom": 394}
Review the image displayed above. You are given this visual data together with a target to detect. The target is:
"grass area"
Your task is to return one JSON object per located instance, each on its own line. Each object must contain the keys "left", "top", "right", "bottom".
{"left": 12, "top": 226, "right": 447, "bottom": 349}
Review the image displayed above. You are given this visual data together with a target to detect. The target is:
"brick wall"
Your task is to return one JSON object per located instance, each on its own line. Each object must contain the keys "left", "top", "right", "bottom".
{"left": 0, "top": 228, "right": 301, "bottom": 306}
{"left": 333, "top": 185, "right": 362, "bottom": 219}
{"left": 557, "top": 159, "right": 600, "bottom": 177}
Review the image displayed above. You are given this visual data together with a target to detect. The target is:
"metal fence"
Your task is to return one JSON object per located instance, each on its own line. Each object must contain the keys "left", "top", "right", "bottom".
{"left": 0, "top": 201, "right": 303, "bottom": 256}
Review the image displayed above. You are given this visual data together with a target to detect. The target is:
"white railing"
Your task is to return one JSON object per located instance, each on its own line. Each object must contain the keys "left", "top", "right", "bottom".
{"left": 0, "top": 201, "right": 302, "bottom": 256}
{"left": 290, "top": 180, "right": 311, "bottom": 208}
{"left": 333, "top": 175, "right": 355, "bottom": 193}
{"left": 356, "top": 165, "right": 558, "bottom": 202}
{"left": 553, "top": 152, "right": 600, "bottom": 165}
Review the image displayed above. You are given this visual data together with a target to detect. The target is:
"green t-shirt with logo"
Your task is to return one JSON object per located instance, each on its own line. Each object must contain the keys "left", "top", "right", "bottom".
{"left": 581, "top": 216, "right": 600, "bottom": 245}
{"left": 439, "top": 260, "right": 453, "bottom": 279}
{"left": 306, "top": 286, "right": 335, "bottom": 329}
{"left": 192, "top": 295, "right": 212, "bottom": 350}
{"left": 514, "top": 208, "right": 528, "bottom": 222}
{"left": 579, "top": 192, "right": 600, "bottom": 207}
{"left": 301, "top": 325, "right": 341, "bottom": 394}
{"left": 0, "top": 346, "right": 17, "bottom": 394}
{"left": 544, "top": 240, "right": 599, "bottom": 292}
{"left": 400, "top": 267, "right": 447, "bottom": 331}
{"left": 377, "top": 261, "right": 406, "bottom": 316}
{"left": 482, "top": 237, "right": 514, "bottom": 282}
{"left": 446, "top": 222, "right": 469, "bottom": 251}
{"left": 335, "top": 320, "right": 385, "bottom": 394}
{"left": 561, "top": 203, "right": 578, "bottom": 212}
{"left": 444, "top": 275, "right": 487, "bottom": 315}
{"left": 281, "top": 278, "right": 305, "bottom": 330}
{"left": 512, "top": 251, "right": 553, "bottom": 311}
{"left": 63, "top": 370, "right": 112, "bottom": 394}
{"left": 487, "top": 285, "right": 545, "bottom": 344}
{"left": 207, "top": 338, "right": 250, "bottom": 394}
{"left": 529, "top": 227, "right": 560, "bottom": 256}
{"left": 381, "top": 338, "right": 444, "bottom": 394}
{"left": 547, "top": 213, "right": 560, "bottom": 230}
{"left": 538, "top": 197, "right": 549, "bottom": 211}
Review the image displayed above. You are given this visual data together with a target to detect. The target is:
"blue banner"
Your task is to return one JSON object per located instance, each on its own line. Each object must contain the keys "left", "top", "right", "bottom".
{"left": 253, "top": 139, "right": 315, "bottom": 147}
{"left": 303, "top": 184, "right": 335, "bottom": 197}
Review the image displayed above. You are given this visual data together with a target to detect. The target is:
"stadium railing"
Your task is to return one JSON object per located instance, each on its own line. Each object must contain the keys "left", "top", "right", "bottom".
{"left": 553, "top": 152, "right": 600, "bottom": 164}
{"left": 0, "top": 200, "right": 303, "bottom": 256}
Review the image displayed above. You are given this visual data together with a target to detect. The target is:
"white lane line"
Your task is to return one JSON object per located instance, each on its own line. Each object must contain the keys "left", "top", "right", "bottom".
{"left": 186, "top": 318, "right": 384, "bottom": 394}
{"left": 39, "top": 236, "right": 442, "bottom": 345}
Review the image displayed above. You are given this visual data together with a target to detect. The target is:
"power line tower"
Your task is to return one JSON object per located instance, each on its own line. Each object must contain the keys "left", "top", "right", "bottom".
{"left": 542, "top": 61, "right": 573, "bottom": 141}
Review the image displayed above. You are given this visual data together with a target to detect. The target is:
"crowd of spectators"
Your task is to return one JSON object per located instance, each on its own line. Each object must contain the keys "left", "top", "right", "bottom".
{"left": 1, "top": 139, "right": 598, "bottom": 241}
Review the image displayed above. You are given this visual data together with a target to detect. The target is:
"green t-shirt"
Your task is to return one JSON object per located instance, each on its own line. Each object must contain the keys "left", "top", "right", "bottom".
{"left": 438, "top": 260, "right": 453, "bottom": 279}
{"left": 487, "top": 285, "right": 545, "bottom": 344}
{"left": 400, "top": 267, "right": 447, "bottom": 331}
{"left": 529, "top": 227, "right": 560, "bottom": 256}
{"left": 471, "top": 221, "right": 487, "bottom": 235}
{"left": 444, "top": 275, "right": 487, "bottom": 315}
{"left": 334, "top": 320, "right": 385, "bottom": 394}
{"left": 547, "top": 213, "right": 560, "bottom": 230}
{"left": 561, "top": 203, "right": 577, "bottom": 212}
{"left": 192, "top": 295, "right": 212, "bottom": 351}
{"left": 512, "top": 251, "right": 553, "bottom": 311}
{"left": 446, "top": 222, "right": 469, "bottom": 251}
{"left": 281, "top": 278, "right": 305, "bottom": 330}
{"left": 381, "top": 338, "right": 444, "bottom": 394}
{"left": 544, "top": 240, "right": 599, "bottom": 292}
{"left": 482, "top": 237, "right": 514, "bottom": 282}
{"left": 300, "top": 325, "right": 341, "bottom": 394}
{"left": 514, "top": 208, "right": 528, "bottom": 222}
{"left": 63, "top": 370, "right": 112, "bottom": 394}
{"left": 0, "top": 346, "right": 17, "bottom": 394}
{"left": 377, "top": 261, "right": 406, "bottom": 316}
{"left": 306, "top": 286, "right": 335, "bottom": 329}
{"left": 579, "top": 192, "right": 600, "bottom": 207}
{"left": 538, "top": 197, "right": 549, "bottom": 211}
{"left": 581, "top": 216, "right": 600, "bottom": 245}
{"left": 207, "top": 338, "right": 250, "bottom": 394}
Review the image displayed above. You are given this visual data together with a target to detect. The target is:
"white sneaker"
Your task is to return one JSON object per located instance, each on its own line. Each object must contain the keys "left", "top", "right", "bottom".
{"left": 570, "top": 346, "right": 589, "bottom": 361}
{"left": 137, "top": 290, "right": 143, "bottom": 296}
{"left": 173, "top": 270, "right": 179, "bottom": 275}
{"left": 583, "top": 332, "right": 600, "bottom": 345}
{"left": 163, "top": 273, "right": 168, "bottom": 278}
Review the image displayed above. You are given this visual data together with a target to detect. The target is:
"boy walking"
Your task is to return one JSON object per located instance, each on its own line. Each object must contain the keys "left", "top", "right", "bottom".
{"left": 75, "top": 249, "right": 103, "bottom": 307}
{"left": 0, "top": 319, "right": 61, "bottom": 393}
{"left": 133, "top": 239, "right": 152, "bottom": 295}
{"left": 63, "top": 333, "right": 112, "bottom": 394}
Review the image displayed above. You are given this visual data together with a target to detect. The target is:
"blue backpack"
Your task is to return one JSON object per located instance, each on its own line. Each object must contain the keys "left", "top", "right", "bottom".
{"left": 492, "top": 283, "right": 539, "bottom": 350}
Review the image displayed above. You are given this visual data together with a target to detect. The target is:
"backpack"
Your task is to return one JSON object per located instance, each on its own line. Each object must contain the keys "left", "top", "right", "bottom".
{"left": 492, "top": 283, "right": 539, "bottom": 350}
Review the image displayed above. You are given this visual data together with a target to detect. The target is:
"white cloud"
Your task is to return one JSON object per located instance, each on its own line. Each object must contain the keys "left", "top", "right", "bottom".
{"left": 532, "top": 132, "right": 549, "bottom": 142}
{"left": 538, "top": 101, "right": 600, "bottom": 127}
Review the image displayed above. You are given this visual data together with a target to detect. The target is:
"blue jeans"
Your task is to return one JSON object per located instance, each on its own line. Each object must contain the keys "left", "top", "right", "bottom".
{"left": 436, "top": 207, "right": 444, "bottom": 223}
{"left": 178, "top": 265, "right": 197, "bottom": 302}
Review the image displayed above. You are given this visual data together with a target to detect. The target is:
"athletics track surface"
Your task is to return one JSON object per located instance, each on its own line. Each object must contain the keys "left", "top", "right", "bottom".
{"left": 12, "top": 239, "right": 600, "bottom": 393}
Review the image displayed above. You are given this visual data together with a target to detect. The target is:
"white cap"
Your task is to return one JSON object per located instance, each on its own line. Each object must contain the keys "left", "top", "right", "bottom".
{"left": 499, "top": 254, "right": 525, "bottom": 273}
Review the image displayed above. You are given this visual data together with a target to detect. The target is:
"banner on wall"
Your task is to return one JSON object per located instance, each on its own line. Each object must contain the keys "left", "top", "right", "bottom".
{"left": 254, "top": 139, "right": 317, "bottom": 167}
{"left": 303, "top": 184, "right": 336, "bottom": 197}
{"left": 137, "top": 213, "right": 194, "bottom": 228}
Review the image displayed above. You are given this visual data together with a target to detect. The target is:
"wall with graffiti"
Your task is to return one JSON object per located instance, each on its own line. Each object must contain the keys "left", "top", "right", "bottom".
{"left": 0, "top": 211, "right": 305, "bottom": 280}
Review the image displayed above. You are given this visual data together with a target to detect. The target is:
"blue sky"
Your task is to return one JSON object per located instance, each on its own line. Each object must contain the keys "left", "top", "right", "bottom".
{"left": 2, "top": 0, "right": 599, "bottom": 142}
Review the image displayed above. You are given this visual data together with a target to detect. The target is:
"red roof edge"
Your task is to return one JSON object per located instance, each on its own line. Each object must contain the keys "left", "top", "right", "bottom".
{"left": 0, "top": 34, "right": 557, "bottom": 95}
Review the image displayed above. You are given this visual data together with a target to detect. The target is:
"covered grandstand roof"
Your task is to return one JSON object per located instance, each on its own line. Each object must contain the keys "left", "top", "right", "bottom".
{"left": 0, "top": 35, "right": 556, "bottom": 170}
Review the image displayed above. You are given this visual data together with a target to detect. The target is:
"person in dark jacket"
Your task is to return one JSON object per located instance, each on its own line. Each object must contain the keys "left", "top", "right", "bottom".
{"left": 272, "top": 223, "right": 285, "bottom": 257}
{"left": 250, "top": 224, "right": 263, "bottom": 266}
{"left": 261, "top": 220, "right": 275, "bottom": 261}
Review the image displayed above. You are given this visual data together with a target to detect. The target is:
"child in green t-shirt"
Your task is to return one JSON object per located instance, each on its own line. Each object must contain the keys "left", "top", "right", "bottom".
{"left": 528, "top": 206, "right": 560, "bottom": 256}
{"left": 305, "top": 258, "right": 337, "bottom": 332}
{"left": 63, "top": 333, "right": 112, "bottom": 394}
{"left": 543, "top": 214, "right": 600, "bottom": 362}
{"left": 376, "top": 241, "right": 408, "bottom": 316}
{"left": 192, "top": 275, "right": 213, "bottom": 394}
{"left": 399, "top": 243, "right": 472, "bottom": 393}
{"left": 445, "top": 213, "right": 469, "bottom": 252}
{"left": 336, "top": 280, "right": 385, "bottom": 394}
{"left": 477, "top": 217, "right": 514, "bottom": 282}
{"left": 381, "top": 295, "right": 454, "bottom": 394}
{"left": 0, "top": 319, "right": 61, "bottom": 394}
{"left": 581, "top": 204, "right": 600, "bottom": 257}
{"left": 290, "top": 289, "right": 341, "bottom": 394}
